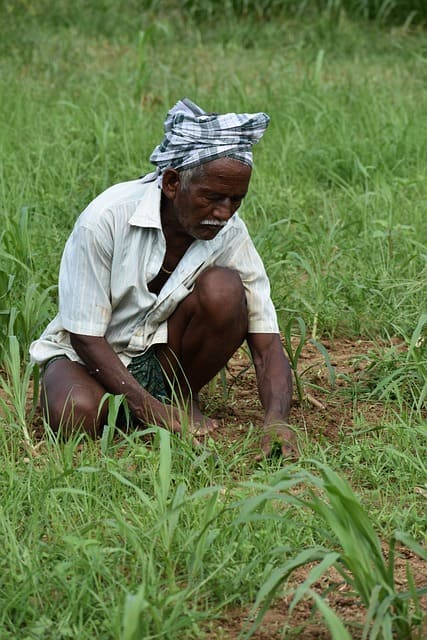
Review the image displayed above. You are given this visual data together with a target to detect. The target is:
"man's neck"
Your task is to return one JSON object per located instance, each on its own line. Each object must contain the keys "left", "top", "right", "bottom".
{"left": 160, "top": 197, "right": 194, "bottom": 256}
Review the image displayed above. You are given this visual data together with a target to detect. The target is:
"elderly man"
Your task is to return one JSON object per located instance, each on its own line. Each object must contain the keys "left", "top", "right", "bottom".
{"left": 30, "top": 98, "right": 296, "bottom": 457}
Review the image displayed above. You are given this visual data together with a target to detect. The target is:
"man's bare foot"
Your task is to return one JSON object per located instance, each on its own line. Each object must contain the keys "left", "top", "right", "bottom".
{"left": 188, "top": 396, "right": 218, "bottom": 436}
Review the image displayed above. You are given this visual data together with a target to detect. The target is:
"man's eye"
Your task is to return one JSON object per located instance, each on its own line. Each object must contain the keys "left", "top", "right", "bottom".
{"left": 202, "top": 195, "right": 242, "bottom": 206}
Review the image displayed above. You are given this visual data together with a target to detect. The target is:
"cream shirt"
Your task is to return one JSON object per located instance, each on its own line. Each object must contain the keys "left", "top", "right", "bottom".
{"left": 29, "top": 176, "right": 279, "bottom": 367}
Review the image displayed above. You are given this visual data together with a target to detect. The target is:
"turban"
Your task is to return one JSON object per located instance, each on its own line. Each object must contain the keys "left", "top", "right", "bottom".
{"left": 149, "top": 98, "right": 270, "bottom": 173}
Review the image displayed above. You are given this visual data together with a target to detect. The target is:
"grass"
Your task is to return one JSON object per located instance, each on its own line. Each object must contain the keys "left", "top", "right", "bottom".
{"left": 237, "top": 461, "right": 427, "bottom": 639}
{"left": 0, "top": 3, "right": 426, "bottom": 638}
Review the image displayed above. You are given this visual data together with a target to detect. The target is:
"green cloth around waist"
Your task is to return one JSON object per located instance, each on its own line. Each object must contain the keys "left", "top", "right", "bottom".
{"left": 127, "top": 346, "right": 170, "bottom": 403}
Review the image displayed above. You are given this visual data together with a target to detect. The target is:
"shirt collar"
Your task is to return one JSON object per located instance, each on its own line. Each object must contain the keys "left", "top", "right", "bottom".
{"left": 128, "top": 177, "right": 163, "bottom": 229}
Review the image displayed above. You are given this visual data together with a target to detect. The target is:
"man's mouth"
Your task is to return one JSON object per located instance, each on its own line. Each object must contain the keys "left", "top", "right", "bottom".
{"left": 200, "top": 220, "right": 227, "bottom": 227}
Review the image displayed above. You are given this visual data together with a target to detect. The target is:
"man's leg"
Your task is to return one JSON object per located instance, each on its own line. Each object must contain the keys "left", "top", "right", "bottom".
{"left": 41, "top": 267, "right": 247, "bottom": 436}
{"left": 41, "top": 358, "right": 108, "bottom": 437}
{"left": 157, "top": 267, "right": 248, "bottom": 411}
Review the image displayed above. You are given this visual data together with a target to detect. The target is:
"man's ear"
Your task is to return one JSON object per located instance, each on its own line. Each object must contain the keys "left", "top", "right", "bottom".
{"left": 162, "top": 168, "right": 180, "bottom": 199}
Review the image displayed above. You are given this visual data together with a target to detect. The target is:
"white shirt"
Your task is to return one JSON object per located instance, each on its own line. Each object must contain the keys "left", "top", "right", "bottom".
{"left": 29, "top": 176, "right": 279, "bottom": 367}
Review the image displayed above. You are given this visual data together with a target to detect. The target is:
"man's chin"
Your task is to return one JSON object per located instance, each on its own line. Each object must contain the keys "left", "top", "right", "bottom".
{"left": 193, "top": 225, "right": 223, "bottom": 240}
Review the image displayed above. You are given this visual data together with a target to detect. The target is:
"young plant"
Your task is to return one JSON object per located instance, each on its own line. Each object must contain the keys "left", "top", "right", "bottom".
{"left": 281, "top": 314, "right": 336, "bottom": 404}
{"left": 237, "top": 462, "right": 426, "bottom": 639}
{"left": 0, "top": 335, "right": 39, "bottom": 453}
{"left": 364, "top": 314, "right": 427, "bottom": 412}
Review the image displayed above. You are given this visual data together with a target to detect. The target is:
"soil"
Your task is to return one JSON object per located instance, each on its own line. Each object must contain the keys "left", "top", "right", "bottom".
{"left": 198, "top": 336, "right": 426, "bottom": 639}
{"left": 204, "top": 548, "right": 426, "bottom": 639}
{"left": 200, "top": 336, "right": 394, "bottom": 447}
{"left": 205, "top": 549, "right": 426, "bottom": 638}
{"left": 1, "top": 336, "right": 426, "bottom": 638}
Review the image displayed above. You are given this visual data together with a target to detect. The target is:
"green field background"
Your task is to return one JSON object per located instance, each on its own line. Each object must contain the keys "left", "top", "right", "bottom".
{"left": 1, "top": 0, "right": 426, "bottom": 347}
{"left": 0, "top": 2, "right": 426, "bottom": 639}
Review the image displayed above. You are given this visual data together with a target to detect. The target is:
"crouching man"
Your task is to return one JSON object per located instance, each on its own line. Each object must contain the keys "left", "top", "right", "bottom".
{"left": 30, "top": 98, "right": 297, "bottom": 458}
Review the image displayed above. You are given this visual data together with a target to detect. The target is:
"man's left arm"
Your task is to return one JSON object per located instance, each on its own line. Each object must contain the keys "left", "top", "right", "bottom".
{"left": 246, "top": 332, "right": 299, "bottom": 459}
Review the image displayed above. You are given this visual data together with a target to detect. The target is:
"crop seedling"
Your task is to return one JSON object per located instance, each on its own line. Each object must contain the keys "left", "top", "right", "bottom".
{"left": 281, "top": 314, "right": 336, "bottom": 404}
{"left": 236, "top": 462, "right": 426, "bottom": 639}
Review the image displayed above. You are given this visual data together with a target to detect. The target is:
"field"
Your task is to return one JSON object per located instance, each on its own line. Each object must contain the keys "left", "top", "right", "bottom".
{"left": 0, "top": 1, "right": 426, "bottom": 638}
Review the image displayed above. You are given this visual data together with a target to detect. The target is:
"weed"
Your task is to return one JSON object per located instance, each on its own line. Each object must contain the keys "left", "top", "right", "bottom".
{"left": 238, "top": 462, "right": 426, "bottom": 639}
{"left": 356, "top": 315, "right": 427, "bottom": 412}
{"left": 0, "top": 336, "right": 39, "bottom": 452}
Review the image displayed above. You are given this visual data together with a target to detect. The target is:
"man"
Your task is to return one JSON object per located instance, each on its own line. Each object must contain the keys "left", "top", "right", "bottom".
{"left": 30, "top": 98, "right": 297, "bottom": 458}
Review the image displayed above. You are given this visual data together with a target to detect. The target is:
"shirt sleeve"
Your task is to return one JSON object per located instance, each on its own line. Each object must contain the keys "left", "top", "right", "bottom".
{"left": 58, "top": 217, "right": 114, "bottom": 336}
{"left": 215, "top": 226, "right": 280, "bottom": 334}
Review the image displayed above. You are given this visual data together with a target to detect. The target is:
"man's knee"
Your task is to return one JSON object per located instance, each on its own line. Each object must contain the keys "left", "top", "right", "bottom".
{"left": 41, "top": 360, "right": 107, "bottom": 435}
{"left": 43, "top": 384, "right": 102, "bottom": 434}
{"left": 194, "top": 267, "right": 248, "bottom": 332}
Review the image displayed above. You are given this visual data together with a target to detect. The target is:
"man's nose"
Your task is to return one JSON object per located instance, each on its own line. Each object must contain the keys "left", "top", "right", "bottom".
{"left": 213, "top": 198, "right": 233, "bottom": 220}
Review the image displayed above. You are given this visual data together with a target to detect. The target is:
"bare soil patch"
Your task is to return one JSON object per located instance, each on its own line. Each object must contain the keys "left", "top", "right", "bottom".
{"left": 206, "top": 546, "right": 426, "bottom": 639}
{"left": 201, "top": 336, "right": 391, "bottom": 446}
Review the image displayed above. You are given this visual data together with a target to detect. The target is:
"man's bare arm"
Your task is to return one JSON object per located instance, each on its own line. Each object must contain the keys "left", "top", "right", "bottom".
{"left": 69, "top": 333, "right": 183, "bottom": 432}
{"left": 246, "top": 333, "right": 298, "bottom": 458}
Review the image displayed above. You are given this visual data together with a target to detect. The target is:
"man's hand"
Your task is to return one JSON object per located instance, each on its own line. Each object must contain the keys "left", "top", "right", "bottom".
{"left": 257, "top": 420, "right": 299, "bottom": 461}
{"left": 142, "top": 393, "right": 217, "bottom": 442}
{"left": 247, "top": 333, "right": 296, "bottom": 461}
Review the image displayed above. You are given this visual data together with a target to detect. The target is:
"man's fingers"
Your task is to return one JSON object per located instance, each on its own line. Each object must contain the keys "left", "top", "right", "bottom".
{"left": 257, "top": 426, "right": 300, "bottom": 461}
{"left": 281, "top": 438, "right": 300, "bottom": 459}
{"left": 190, "top": 417, "right": 218, "bottom": 437}
{"left": 278, "top": 430, "right": 299, "bottom": 460}
{"left": 254, "top": 434, "right": 273, "bottom": 462}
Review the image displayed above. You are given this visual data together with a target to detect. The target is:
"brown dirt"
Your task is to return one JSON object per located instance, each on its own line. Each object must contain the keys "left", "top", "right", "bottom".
{"left": 198, "top": 336, "right": 426, "bottom": 639}
{"left": 2, "top": 336, "right": 426, "bottom": 638}
{"left": 204, "top": 549, "right": 426, "bottom": 639}
{"left": 200, "top": 336, "right": 392, "bottom": 446}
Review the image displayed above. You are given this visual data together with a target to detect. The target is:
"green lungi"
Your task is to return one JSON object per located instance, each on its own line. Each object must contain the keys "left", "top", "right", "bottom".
{"left": 127, "top": 346, "right": 170, "bottom": 402}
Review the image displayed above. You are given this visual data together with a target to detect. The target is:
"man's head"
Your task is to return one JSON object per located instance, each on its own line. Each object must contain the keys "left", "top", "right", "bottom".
{"left": 152, "top": 98, "right": 268, "bottom": 240}
{"left": 162, "top": 157, "right": 251, "bottom": 241}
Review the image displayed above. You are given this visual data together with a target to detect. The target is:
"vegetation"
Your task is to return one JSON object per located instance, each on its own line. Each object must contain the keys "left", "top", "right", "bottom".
{"left": 0, "top": 1, "right": 426, "bottom": 638}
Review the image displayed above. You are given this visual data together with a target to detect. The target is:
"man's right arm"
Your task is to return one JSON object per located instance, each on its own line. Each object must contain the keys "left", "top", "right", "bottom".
{"left": 61, "top": 217, "right": 195, "bottom": 436}
{"left": 69, "top": 333, "right": 183, "bottom": 433}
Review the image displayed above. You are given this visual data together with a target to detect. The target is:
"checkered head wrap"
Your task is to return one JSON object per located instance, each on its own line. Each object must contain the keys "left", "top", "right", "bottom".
{"left": 149, "top": 98, "right": 270, "bottom": 173}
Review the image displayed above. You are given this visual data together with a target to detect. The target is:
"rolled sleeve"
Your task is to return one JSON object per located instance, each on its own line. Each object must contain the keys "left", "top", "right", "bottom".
{"left": 59, "top": 222, "right": 113, "bottom": 336}
{"left": 215, "top": 230, "right": 279, "bottom": 334}
{"left": 238, "top": 238, "right": 279, "bottom": 333}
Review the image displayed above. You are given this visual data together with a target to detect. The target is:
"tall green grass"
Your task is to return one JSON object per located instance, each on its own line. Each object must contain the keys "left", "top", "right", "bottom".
{"left": 1, "top": 14, "right": 426, "bottom": 341}
{"left": 1, "top": 0, "right": 426, "bottom": 30}
{"left": 1, "top": 424, "right": 425, "bottom": 638}
{"left": 237, "top": 462, "right": 427, "bottom": 639}
{"left": 0, "top": 4, "right": 426, "bottom": 638}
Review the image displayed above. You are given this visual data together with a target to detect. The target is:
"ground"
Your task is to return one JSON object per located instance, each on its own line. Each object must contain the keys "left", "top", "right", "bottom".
{"left": 201, "top": 336, "right": 390, "bottom": 447}
{"left": 198, "top": 337, "right": 426, "bottom": 639}
{"left": 206, "top": 548, "right": 425, "bottom": 639}
{"left": 1, "top": 337, "right": 425, "bottom": 638}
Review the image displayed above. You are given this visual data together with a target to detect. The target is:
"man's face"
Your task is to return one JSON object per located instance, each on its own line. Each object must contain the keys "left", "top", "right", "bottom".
{"left": 170, "top": 157, "right": 252, "bottom": 241}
